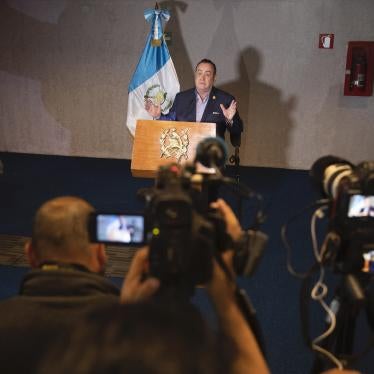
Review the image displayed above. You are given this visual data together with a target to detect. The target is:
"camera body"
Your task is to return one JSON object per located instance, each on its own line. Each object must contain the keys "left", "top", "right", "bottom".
{"left": 141, "top": 162, "right": 230, "bottom": 297}
{"left": 333, "top": 162, "right": 374, "bottom": 274}
{"left": 332, "top": 162, "right": 374, "bottom": 230}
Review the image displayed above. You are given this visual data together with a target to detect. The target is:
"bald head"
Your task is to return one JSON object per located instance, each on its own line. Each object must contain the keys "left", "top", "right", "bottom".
{"left": 29, "top": 196, "right": 97, "bottom": 266}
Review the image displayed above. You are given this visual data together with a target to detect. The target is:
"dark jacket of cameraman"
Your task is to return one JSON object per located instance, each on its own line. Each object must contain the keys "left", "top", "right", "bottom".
{"left": 0, "top": 265, "right": 119, "bottom": 374}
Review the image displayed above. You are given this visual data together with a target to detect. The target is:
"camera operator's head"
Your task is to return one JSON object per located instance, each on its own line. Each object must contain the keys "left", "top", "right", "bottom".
{"left": 25, "top": 196, "right": 107, "bottom": 273}
{"left": 40, "top": 302, "right": 234, "bottom": 374}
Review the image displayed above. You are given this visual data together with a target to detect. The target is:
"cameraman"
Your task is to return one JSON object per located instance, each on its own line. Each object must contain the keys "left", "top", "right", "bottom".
{"left": 0, "top": 196, "right": 119, "bottom": 373}
{"left": 121, "top": 198, "right": 269, "bottom": 374}
{"left": 38, "top": 199, "right": 269, "bottom": 374}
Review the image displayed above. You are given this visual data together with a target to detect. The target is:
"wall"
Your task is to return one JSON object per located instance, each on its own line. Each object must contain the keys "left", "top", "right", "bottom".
{"left": 1, "top": 0, "right": 374, "bottom": 169}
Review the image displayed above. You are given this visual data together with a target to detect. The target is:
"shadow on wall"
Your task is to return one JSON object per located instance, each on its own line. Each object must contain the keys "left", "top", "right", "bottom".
{"left": 313, "top": 83, "right": 374, "bottom": 164}
{"left": 197, "top": 0, "right": 297, "bottom": 168}
{"left": 0, "top": 1, "right": 297, "bottom": 164}
{"left": 0, "top": 1, "right": 138, "bottom": 157}
{"left": 160, "top": 0, "right": 194, "bottom": 89}
{"left": 220, "top": 47, "right": 297, "bottom": 168}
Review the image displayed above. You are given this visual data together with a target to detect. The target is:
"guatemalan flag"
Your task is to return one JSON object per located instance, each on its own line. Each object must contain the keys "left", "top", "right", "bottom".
{"left": 126, "top": 5, "right": 180, "bottom": 136}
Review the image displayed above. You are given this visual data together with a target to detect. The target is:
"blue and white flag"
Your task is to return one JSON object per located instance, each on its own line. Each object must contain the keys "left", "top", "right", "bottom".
{"left": 126, "top": 6, "right": 180, "bottom": 136}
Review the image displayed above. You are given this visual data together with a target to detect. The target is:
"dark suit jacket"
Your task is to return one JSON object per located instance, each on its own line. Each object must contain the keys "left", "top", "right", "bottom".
{"left": 0, "top": 267, "right": 119, "bottom": 373}
{"left": 160, "top": 87, "right": 243, "bottom": 145}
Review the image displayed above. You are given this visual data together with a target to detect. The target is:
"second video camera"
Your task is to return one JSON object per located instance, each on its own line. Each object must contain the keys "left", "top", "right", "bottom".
{"left": 311, "top": 155, "right": 374, "bottom": 274}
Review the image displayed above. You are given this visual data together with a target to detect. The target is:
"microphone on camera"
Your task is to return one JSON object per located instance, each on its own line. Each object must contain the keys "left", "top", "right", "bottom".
{"left": 195, "top": 137, "right": 227, "bottom": 169}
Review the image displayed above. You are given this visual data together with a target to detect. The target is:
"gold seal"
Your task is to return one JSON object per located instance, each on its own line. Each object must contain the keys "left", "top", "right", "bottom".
{"left": 160, "top": 128, "right": 190, "bottom": 163}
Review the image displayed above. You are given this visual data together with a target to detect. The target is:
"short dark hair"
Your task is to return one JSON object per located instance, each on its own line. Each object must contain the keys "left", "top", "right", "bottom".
{"left": 31, "top": 196, "right": 94, "bottom": 260}
{"left": 40, "top": 302, "right": 235, "bottom": 374}
{"left": 195, "top": 59, "right": 217, "bottom": 76}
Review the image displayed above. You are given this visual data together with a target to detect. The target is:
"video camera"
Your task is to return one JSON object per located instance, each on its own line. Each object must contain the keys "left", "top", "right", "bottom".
{"left": 89, "top": 137, "right": 267, "bottom": 298}
{"left": 137, "top": 137, "right": 267, "bottom": 298}
{"left": 282, "top": 155, "right": 374, "bottom": 372}
{"left": 310, "top": 155, "right": 374, "bottom": 274}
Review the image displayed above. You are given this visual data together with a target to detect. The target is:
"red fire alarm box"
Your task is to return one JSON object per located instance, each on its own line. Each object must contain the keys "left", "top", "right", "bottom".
{"left": 344, "top": 41, "right": 374, "bottom": 96}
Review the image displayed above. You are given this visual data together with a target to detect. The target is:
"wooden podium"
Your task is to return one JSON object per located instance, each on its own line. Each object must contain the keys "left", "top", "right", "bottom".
{"left": 131, "top": 119, "right": 216, "bottom": 178}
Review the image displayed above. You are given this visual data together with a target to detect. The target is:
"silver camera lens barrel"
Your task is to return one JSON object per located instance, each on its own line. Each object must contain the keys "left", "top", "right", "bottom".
{"left": 323, "top": 164, "right": 353, "bottom": 198}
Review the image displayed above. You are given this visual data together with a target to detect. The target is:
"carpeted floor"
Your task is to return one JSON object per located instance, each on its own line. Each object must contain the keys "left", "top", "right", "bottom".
{"left": 0, "top": 234, "right": 135, "bottom": 278}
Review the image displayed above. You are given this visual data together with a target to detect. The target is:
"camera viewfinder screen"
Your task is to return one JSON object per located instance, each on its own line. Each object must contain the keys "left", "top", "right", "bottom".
{"left": 362, "top": 250, "right": 374, "bottom": 273}
{"left": 347, "top": 195, "right": 374, "bottom": 218}
{"left": 97, "top": 214, "right": 144, "bottom": 244}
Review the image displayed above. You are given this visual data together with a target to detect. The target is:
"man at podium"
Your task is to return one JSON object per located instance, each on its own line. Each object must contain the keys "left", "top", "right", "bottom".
{"left": 145, "top": 59, "right": 243, "bottom": 145}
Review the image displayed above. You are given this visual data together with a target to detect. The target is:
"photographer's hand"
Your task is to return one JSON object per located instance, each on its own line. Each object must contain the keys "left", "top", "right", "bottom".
{"left": 210, "top": 198, "right": 242, "bottom": 242}
{"left": 120, "top": 247, "right": 160, "bottom": 304}
{"left": 207, "top": 252, "right": 269, "bottom": 374}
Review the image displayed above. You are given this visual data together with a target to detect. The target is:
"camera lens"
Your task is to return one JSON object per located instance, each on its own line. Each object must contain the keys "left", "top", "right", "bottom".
{"left": 310, "top": 156, "right": 354, "bottom": 199}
